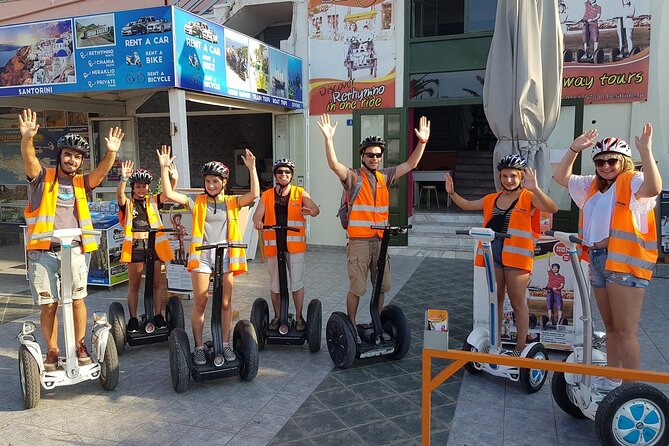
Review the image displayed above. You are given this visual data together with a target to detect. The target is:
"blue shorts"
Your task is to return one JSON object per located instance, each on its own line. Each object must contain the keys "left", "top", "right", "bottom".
{"left": 491, "top": 239, "right": 524, "bottom": 271}
{"left": 589, "top": 248, "right": 649, "bottom": 289}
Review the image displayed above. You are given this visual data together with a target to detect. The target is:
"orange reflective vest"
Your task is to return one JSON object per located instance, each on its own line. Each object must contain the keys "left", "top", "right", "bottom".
{"left": 261, "top": 186, "right": 307, "bottom": 257}
{"left": 579, "top": 172, "right": 657, "bottom": 280}
{"left": 187, "top": 194, "right": 247, "bottom": 275}
{"left": 25, "top": 168, "right": 97, "bottom": 252}
{"left": 119, "top": 196, "right": 174, "bottom": 263}
{"left": 475, "top": 189, "right": 539, "bottom": 271}
{"left": 347, "top": 170, "right": 389, "bottom": 239}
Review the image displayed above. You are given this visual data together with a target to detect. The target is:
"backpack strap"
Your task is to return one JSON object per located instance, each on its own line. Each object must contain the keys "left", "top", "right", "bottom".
{"left": 349, "top": 168, "right": 363, "bottom": 205}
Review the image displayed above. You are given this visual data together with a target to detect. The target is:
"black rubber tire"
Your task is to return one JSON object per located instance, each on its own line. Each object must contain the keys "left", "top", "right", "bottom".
{"left": 563, "top": 49, "right": 573, "bottom": 62}
{"left": 462, "top": 341, "right": 483, "bottom": 375}
{"left": 577, "top": 49, "right": 585, "bottom": 61}
{"left": 611, "top": 47, "right": 620, "bottom": 61}
{"left": 594, "top": 49, "right": 605, "bottom": 64}
{"left": 166, "top": 296, "right": 185, "bottom": 333}
{"left": 551, "top": 358, "right": 587, "bottom": 418}
{"left": 529, "top": 313, "right": 538, "bottom": 329}
{"left": 168, "top": 328, "right": 191, "bottom": 392}
{"left": 596, "top": 383, "right": 669, "bottom": 446}
{"left": 250, "top": 298, "right": 269, "bottom": 351}
{"left": 108, "top": 302, "right": 126, "bottom": 356}
{"left": 18, "top": 345, "right": 40, "bottom": 409}
{"left": 631, "top": 46, "right": 640, "bottom": 55}
{"left": 99, "top": 336, "right": 119, "bottom": 391}
{"left": 519, "top": 343, "right": 549, "bottom": 393}
{"left": 306, "top": 299, "right": 322, "bottom": 353}
{"left": 326, "top": 311, "right": 357, "bottom": 369}
{"left": 541, "top": 315, "right": 549, "bottom": 328}
{"left": 560, "top": 317, "right": 569, "bottom": 326}
{"left": 380, "top": 304, "right": 411, "bottom": 360}
{"left": 233, "top": 320, "right": 259, "bottom": 381}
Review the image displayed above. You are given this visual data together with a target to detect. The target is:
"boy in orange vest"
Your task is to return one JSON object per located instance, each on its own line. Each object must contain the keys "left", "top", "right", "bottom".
{"left": 20, "top": 109, "right": 124, "bottom": 371}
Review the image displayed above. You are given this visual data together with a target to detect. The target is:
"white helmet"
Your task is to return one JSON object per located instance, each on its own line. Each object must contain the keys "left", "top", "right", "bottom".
{"left": 591, "top": 137, "right": 631, "bottom": 159}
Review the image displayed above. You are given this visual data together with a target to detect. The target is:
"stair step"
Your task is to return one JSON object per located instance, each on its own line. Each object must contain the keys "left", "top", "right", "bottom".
{"left": 454, "top": 178, "right": 496, "bottom": 187}
{"left": 455, "top": 164, "right": 493, "bottom": 173}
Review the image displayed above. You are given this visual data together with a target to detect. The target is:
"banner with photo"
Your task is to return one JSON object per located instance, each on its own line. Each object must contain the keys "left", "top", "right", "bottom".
{"left": 308, "top": 0, "right": 396, "bottom": 115}
{"left": 560, "top": 0, "right": 651, "bottom": 104}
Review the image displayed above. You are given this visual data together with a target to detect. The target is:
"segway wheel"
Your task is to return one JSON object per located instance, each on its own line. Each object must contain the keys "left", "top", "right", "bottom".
{"left": 306, "top": 299, "right": 322, "bottom": 353}
{"left": 560, "top": 317, "right": 569, "bottom": 326}
{"left": 541, "top": 315, "right": 549, "bottom": 329}
{"left": 18, "top": 345, "right": 40, "bottom": 409}
{"left": 99, "top": 337, "right": 119, "bottom": 391}
{"left": 563, "top": 49, "right": 573, "bottom": 63}
{"left": 551, "top": 358, "right": 587, "bottom": 419}
{"left": 611, "top": 47, "right": 621, "bottom": 61}
{"left": 381, "top": 304, "right": 411, "bottom": 360}
{"left": 166, "top": 296, "right": 185, "bottom": 332}
{"left": 462, "top": 341, "right": 483, "bottom": 374}
{"left": 250, "top": 298, "right": 269, "bottom": 350}
{"left": 596, "top": 383, "right": 669, "bottom": 446}
{"left": 594, "top": 49, "right": 605, "bottom": 64}
{"left": 326, "top": 312, "right": 357, "bottom": 369}
{"left": 529, "top": 313, "right": 538, "bottom": 329}
{"left": 168, "top": 328, "right": 191, "bottom": 392}
{"left": 108, "top": 302, "right": 126, "bottom": 356}
{"left": 233, "top": 320, "right": 259, "bottom": 381}
{"left": 519, "top": 343, "right": 548, "bottom": 393}
{"left": 630, "top": 46, "right": 640, "bottom": 56}
{"left": 576, "top": 49, "right": 585, "bottom": 61}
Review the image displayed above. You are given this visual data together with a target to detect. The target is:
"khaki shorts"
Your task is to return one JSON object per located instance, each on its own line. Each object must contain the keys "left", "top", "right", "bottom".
{"left": 28, "top": 247, "right": 89, "bottom": 305}
{"left": 268, "top": 252, "right": 305, "bottom": 293}
{"left": 347, "top": 238, "right": 391, "bottom": 297}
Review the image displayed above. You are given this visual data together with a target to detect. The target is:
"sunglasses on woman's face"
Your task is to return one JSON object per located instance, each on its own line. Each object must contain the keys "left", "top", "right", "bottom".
{"left": 364, "top": 152, "right": 383, "bottom": 159}
{"left": 594, "top": 158, "right": 619, "bottom": 167}
{"left": 275, "top": 169, "right": 292, "bottom": 175}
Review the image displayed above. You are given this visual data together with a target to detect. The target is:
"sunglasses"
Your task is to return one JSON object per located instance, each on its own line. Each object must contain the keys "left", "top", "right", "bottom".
{"left": 275, "top": 169, "right": 292, "bottom": 175}
{"left": 594, "top": 158, "right": 619, "bottom": 167}
{"left": 364, "top": 152, "right": 383, "bottom": 159}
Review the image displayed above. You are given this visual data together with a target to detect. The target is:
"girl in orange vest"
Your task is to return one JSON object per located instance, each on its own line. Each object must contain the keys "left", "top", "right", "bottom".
{"left": 116, "top": 160, "right": 175, "bottom": 333}
{"left": 554, "top": 124, "right": 661, "bottom": 391}
{"left": 446, "top": 155, "right": 558, "bottom": 354}
{"left": 157, "top": 145, "right": 259, "bottom": 366}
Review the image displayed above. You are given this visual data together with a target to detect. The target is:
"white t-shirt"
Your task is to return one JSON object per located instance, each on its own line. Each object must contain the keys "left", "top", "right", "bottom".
{"left": 568, "top": 173, "right": 656, "bottom": 245}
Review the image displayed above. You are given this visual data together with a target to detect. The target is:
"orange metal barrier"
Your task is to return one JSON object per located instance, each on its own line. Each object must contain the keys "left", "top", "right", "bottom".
{"left": 421, "top": 348, "right": 669, "bottom": 446}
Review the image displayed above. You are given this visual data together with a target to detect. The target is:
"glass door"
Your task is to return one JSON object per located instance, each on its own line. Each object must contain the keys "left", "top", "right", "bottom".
{"left": 89, "top": 117, "right": 136, "bottom": 202}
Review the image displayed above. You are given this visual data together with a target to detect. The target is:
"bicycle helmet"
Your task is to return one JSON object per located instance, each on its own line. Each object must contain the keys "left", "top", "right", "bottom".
{"left": 272, "top": 158, "right": 295, "bottom": 174}
{"left": 359, "top": 135, "right": 386, "bottom": 153}
{"left": 129, "top": 169, "right": 153, "bottom": 184}
{"left": 57, "top": 133, "right": 90, "bottom": 156}
{"left": 497, "top": 154, "right": 527, "bottom": 171}
{"left": 591, "top": 137, "right": 631, "bottom": 159}
{"left": 201, "top": 161, "right": 230, "bottom": 179}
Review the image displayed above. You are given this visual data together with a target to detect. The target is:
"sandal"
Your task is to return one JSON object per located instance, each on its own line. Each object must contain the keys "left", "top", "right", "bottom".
{"left": 268, "top": 317, "right": 280, "bottom": 331}
{"left": 295, "top": 318, "right": 307, "bottom": 332}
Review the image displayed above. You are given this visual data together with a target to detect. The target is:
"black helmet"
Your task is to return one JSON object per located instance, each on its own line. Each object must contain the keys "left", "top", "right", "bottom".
{"left": 57, "top": 133, "right": 90, "bottom": 156}
{"left": 201, "top": 161, "right": 230, "bottom": 179}
{"left": 497, "top": 154, "right": 527, "bottom": 171}
{"left": 129, "top": 168, "right": 153, "bottom": 184}
{"left": 359, "top": 135, "right": 386, "bottom": 153}
{"left": 272, "top": 158, "right": 295, "bottom": 174}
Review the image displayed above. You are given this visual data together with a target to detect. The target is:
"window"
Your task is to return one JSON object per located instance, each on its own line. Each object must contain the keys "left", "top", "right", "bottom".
{"left": 412, "top": 0, "right": 498, "bottom": 38}
{"left": 409, "top": 70, "right": 485, "bottom": 100}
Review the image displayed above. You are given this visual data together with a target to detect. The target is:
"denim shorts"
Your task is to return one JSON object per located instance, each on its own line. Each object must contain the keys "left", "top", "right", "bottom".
{"left": 27, "top": 246, "right": 90, "bottom": 304}
{"left": 589, "top": 248, "right": 649, "bottom": 289}
{"left": 190, "top": 247, "right": 230, "bottom": 274}
{"left": 491, "top": 239, "right": 523, "bottom": 271}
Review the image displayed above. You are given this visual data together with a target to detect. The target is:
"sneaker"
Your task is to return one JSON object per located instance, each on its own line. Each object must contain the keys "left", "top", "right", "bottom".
{"left": 295, "top": 318, "right": 307, "bottom": 332}
{"left": 127, "top": 317, "right": 139, "bottom": 333}
{"left": 268, "top": 317, "right": 280, "bottom": 331}
{"left": 76, "top": 342, "right": 93, "bottom": 366}
{"left": 153, "top": 314, "right": 167, "bottom": 329}
{"left": 595, "top": 376, "right": 622, "bottom": 392}
{"left": 44, "top": 350, "right": 59, "bottom": 372}
{"left": 193, "top": 347, "right": 207, "bottom": 366}
{"left": 222, "top": 346, "right": 236, "bottom": 363}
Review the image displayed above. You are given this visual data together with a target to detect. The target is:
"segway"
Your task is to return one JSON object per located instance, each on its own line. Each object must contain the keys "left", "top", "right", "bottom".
{"left": 250, "top": 225, "right": 321, "bottom": 352}
{"left": 577, "top": 48, "right": 605, "bottom": 64}
{"left": 548, "top": 231, "right": 669, "bottom": 446}
{"left": 458, "top": 227, "right": 549, "bottom": 393}
{"left": 108, "top": 228, "right": 184, "bottom": 355}
{"left": 326, "top": 225, "right": 412, "bottom": 369}
{"left": 168, "top": 241, "right": 258, "bottom": 392}
{"left": 18, "top": 228, "right": 119, "bottom": 409}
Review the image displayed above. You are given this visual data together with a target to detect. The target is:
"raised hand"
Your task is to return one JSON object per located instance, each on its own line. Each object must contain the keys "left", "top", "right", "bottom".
{"left": 105, "top": 127, "right": 125, "bottom": 153}
{"left": 414, "top": 116, "right": 431, "bottom": 142}
{"left": 522, "top": 167, "right": 539, "bottom": 191}
{"left": 444, "top": 172, "right": 454, "bottom": 194}
{"left": 121, "top": 160, "right": 134, "bottom": 178}
{"left": 240, "top": 148, "right": 256, "bottom": 169}
{"left": 570, "top": 129, "right": 599, "bottom": 153}
{"left": 156, "top": 145, "right": 175, "bottom": 168}
{"left": 168, "top": 162, "right": 179, "bottom": 182}
{"left": 317, "top": 114, "right": 337, "bottom": 139}
{"left": 18, "top": 109, "right": 40, "bottom": 139}
{"left": 634, "top": 123, "right": 652, "bottom": 155}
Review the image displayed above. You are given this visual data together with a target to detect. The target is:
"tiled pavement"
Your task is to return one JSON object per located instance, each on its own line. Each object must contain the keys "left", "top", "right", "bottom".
{"left": 1, "top": 244, "right": 668, "bottom": 446}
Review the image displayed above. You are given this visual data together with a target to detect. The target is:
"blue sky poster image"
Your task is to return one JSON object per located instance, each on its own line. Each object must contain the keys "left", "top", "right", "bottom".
{"left": 173, "top": 8, "right": 226, "bottom": 94}
{"left": 288, "top": 54, "right": 302, "bottom": 103}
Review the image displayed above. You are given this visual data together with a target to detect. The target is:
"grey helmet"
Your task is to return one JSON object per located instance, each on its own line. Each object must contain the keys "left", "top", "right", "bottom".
{"left": 272, "top": 158, "right": 295, "bottom": 174}
{"left": 497, "top": 154, "right": 527, "bottom": 171}
{"left": 358, "top": 135, "right": 386, "bottom": 153}
{"left": 57, "top": 133, "right": 90, "bottom": 156}
{"left": 129, "top": 168, "right": 153, "bottom": 184}
{"left": 201, "top": 161, "right": 230, "bottom": 178}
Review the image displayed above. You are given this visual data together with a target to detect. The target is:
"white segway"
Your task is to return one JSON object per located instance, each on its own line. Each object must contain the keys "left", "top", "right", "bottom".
{"left": 548, "top": 231, "right": 669, "bottom": 446}
{"left": 457, "top": 227, "right": 548, "bottom": 393}
{"left": 17, "top": 228, "right": 119, "bottom": 409}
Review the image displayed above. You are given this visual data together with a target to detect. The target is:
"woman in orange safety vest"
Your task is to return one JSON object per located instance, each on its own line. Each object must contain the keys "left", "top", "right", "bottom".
{"left": 445, "top": 154, "right": 558, "bottom": 355}
{"left": 554, "top": 124, "right": 661, "bottom": 391}
{"left": 157, "top": 145, "right": 259, "bottom": 366}
{"left": 116, "top": 161, "right": 175, "bottom": 333}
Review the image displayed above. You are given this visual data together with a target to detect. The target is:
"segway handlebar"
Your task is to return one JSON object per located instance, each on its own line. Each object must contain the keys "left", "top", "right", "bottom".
{"left": 545, "top": 230, "right": 586, "bottom": 247}
{"left": 455, "top": 228, "right": 511, "bottom": 240}
{"left": 31, "top": 228, "right": 101, "bottom": 241}
{"left": 196, "top": 242, "right": 248, "bottom": 251}
{"left": 370, "top": 224, "right": 412, "bottom": 235}
{"left": 262, "top": 225, "right": 300, "bottom": 232}
{"left": 131, "top": 227, "right": 180, "bottom": 234}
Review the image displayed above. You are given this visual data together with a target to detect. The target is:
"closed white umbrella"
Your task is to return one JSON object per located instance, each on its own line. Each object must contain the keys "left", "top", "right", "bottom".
{"left": 483, "top": 0, "right": 563, "bottom": 192}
